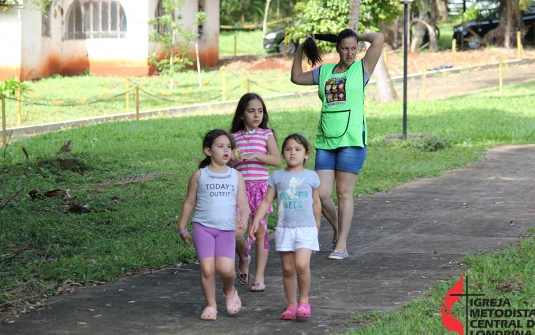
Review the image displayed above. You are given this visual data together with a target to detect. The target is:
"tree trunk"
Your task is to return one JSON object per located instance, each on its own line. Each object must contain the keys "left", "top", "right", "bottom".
{"left": 437, "top": 0, "right": 448, "bottom": 22}
{"left": 483, "top": 1, "right": 527, "bottom": 48}
{"left": 262, "top": 0, "right": 271, "bottom": 33}
{"left": 429, "top": 0, "right": 438, "bottom": 28}
{"left": 349, "top": 1, "right": 396, "bottom": 102}
{"left": 348, "top": 0, "right": 360, "bottom": 31}
{"left": 505, "top": 0, "right": 512, "bottom": 48}
{"left": 411, "top": 18, "right": 438, "bottom": 52}
{"left": 373, "top": 53, "right": 398, "bottom": 102}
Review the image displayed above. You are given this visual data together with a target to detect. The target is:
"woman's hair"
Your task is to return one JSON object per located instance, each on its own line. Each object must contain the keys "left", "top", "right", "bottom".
{"left": 230, "top": 93, "right": 274, "bottom": 136}
{"left": 303, "top": 29, "right": 359, "bottom": 67}
{"left": 282, "top": 133, "right": 310, "bottom": 165}
{"left": 198, "top": 129, "right": 236, "bottom": 169}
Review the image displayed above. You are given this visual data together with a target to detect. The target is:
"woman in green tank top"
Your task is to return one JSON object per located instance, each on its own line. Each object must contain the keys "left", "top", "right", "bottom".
{"left": 291, "top": 29, "right": 384, "bottom": 260}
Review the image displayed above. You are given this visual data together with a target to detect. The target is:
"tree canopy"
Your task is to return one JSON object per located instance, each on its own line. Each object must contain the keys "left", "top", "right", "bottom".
{"left": 286, "top": 0, "right": 401, "bottom": 52}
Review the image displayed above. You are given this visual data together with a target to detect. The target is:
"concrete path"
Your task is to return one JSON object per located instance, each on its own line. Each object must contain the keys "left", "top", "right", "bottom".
{"left": 2, "top": 145, "right": 535, "bottom": 335}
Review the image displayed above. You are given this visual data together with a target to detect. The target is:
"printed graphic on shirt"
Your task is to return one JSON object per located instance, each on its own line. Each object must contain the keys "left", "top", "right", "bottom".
{"left": 279, "top": 177, "right": 308, "bottom": 210}
{"left": 325, "top": 77, "right": 347, "bottom": 107}
{"left": 205, "top": 182, "right": 235, "bottom": 197}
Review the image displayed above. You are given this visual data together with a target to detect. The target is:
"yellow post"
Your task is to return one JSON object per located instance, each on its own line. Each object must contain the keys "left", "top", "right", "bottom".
{"left": 246, "top": 78, "right": 250, "bottom": 93}
{"left": 234, "top": 35, "right": 237, "bottom": 58}
{"left": 499, "top": 55, "right": 503, "bottom": 95}
{"left": 517, "top": 31, "right": 522, "bottom": 59}
{"left": 221, "top": 66, "right": 226, "bottom": 101}
{"left": 2, "top": 95, "right": 6, "bottom": 146}
{"left": 283, "top": 38, "right": 287, "bottom": 58}
{"left": 135, "top": 86, "right": 139, "bottom": 120}
{"left": 17, "top": 87, "right": 21, "bottom": 126}
{"left": 126, "top": 77, "right": 130, "bottom": 112}
{"left": 452, "top": 39, "right": 457, "bottom": 67}
{"left": 422, "top": 64, "right": 427, "bottom": 101}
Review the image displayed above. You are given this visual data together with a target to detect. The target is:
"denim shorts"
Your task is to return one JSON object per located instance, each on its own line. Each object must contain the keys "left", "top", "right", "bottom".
{"left": 314, "top": 146, "right": 367, "bottom": 174}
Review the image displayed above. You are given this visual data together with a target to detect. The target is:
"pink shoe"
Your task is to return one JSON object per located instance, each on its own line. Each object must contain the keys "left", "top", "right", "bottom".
{"left": 280, "top": 306, "right": 297, "bottom": 320}
{"left": 296, "top": 301, "right": 311, "bottom": 318}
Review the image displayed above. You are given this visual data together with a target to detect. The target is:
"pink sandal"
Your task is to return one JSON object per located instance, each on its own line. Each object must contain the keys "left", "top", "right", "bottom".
{"left": 280, "top": 306, "right": 297, "bottom": 320}
{"left": 296, "top": 301, "right": 311, "bottom": 318}
{"left": 200, "top": 306, "right": 218, "bottom": 321}
{"left": 224, "top": 287, "right": 242, "bottom": 315}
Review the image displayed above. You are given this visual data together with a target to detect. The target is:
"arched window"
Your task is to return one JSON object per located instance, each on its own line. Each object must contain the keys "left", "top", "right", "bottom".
{"left": 66, "top": 0, "right": 127, "bottom": 40}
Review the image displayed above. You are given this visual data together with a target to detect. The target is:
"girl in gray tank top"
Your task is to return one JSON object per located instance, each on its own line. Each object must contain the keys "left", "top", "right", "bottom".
{"left": 178, "top": 129, "right": 250, "bottom": 321}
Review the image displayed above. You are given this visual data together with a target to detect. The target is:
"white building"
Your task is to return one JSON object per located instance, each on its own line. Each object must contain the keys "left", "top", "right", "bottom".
{"left": 0, "top": 0, "right": 219, "bottom": 81}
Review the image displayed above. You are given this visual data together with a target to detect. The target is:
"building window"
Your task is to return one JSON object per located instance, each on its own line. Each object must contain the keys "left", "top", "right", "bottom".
{"left": 197, "top": 0, "right": 204, "bottom": 40}
{"left": 42, "top": 8, "right": 51, "bottom": 37}
{"left": 66, "top": 0, "right": 127, "bottom": 40}
{"left": 155, "top": 0, "right": 172, "bottom": 34}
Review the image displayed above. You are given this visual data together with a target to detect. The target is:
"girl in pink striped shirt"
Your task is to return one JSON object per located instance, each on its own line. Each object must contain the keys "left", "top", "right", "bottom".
{"left": 230, "top": 93, "right": 281, "bottom": 292}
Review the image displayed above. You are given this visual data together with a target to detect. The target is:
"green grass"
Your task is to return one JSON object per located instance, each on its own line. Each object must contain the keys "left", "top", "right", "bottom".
{"left": 345, "top": 227, "right": 535, "bottom": 334}
{"left": 436, "top": 15, "right": 463, "bottom": 49}
{"left": 219, "top": 29, "right": 267, "bottom": 56}
{"left": 2, "top": 80, "right": 535, "bottom": 322}
{"left": 3, "top": 68, "right": 309, "bottom": 128}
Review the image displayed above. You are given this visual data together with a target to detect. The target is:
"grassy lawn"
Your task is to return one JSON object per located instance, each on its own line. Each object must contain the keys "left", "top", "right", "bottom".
{"left": 219, "top": 29, "right": 267, "bottom": 56}
{"left": 2, "top": 68, "right": 309, "bottom": 129}
{"left": 2, "top": 80, "right": 535, "bottom": 328}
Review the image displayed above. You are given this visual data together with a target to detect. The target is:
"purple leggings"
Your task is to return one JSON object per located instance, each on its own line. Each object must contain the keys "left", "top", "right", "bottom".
{"left": 192, "top": 222, "right": 236, "bottom": 260}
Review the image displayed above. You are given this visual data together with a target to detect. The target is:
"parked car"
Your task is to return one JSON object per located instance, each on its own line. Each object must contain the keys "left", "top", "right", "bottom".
{"left": 453, "top": 2, "right": 535, "bottom": 48}
{"left": 262, "top": 27, "right": 299, "bottom": 54}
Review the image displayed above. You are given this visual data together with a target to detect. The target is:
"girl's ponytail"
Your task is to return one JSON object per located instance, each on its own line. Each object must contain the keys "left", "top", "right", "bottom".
{"left": 302, "top": 33, "right": 337, "bottom": 67}
{"left": 302, "top": 30, "right": 358, "bottom": 67}
{"left": 198, "top": 157, "right": 211, "bottom": 169}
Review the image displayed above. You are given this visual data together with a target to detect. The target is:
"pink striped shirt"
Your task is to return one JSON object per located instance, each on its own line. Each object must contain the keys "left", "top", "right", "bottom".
{"left": 233, "top": 128, "right": 274, "bottom": 182}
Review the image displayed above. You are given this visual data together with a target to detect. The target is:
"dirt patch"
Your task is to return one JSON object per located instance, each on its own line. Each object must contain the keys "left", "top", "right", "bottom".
{"left": 37, "top": 158, "right": 84, "bottom": 174}
{"left": 219, "top": 47, "right": 535, "bottom": 76}
{"left": 86, "top": 172, "right": 164, "bottom": 190}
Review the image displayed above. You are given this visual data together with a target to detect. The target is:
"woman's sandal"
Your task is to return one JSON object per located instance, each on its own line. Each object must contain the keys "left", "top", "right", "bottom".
{"left": 280, "top": 306, "right": 297, "bottom": 320}
{"left": 236, "top": 255, "right": 250, "bottom": 285}
{"left": 296, "top": 301, "right": 311, "bottom": 318}
{"left": 200, "top": 306, "right": 218, "bottom": 321}
{"left": 224, "top": 287, "right": 242, "bottom": 315}
{"left": 249, "top": 282, "right": 266, "bottom": 292}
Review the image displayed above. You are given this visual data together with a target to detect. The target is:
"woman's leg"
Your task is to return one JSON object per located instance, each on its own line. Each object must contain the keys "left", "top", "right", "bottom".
{"left": 333, "top": 170, "right": 359, "bottom": 252}
{"left": 252, "top": 213, "right": 269, "bottom": 284}
{"left": 279, "top": 251, "right": 297, "bottom": 307}
{"left": 199, "top": 257, "right": 217, "bottom": 308}
{"left": 295, "top": 248, "right": 313, "bottom": 303}
{"left": 316, "top": 170, "right": 338, "bottom": 241}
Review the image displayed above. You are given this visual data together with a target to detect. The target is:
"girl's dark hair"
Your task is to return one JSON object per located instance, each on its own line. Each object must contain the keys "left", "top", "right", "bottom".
{"left": 303, "top": 29, "right": 359, "bottom": 67}
{"left": 282, "top": 133, "right": 310, "bottom": 165}
{"left": 230, "top": 93, "right": 275, "bottom": 139}
{"left": 198, "top": 129, "right": 236, "bottom": 169}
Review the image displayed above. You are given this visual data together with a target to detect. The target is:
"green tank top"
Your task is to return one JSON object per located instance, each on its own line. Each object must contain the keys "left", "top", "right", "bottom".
{"left": 315, "top": 61, "right": 367, "bottom": 150}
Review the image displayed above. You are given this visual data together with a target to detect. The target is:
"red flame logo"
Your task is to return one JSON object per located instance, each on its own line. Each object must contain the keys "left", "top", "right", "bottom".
{"left": 441, "top": 273, "right": 464, "bottom": 335}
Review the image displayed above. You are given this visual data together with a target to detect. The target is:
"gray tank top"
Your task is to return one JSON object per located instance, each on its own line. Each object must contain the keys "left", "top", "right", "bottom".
{"left": 193, "top": 167, "right": 238, "bottom": 231}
